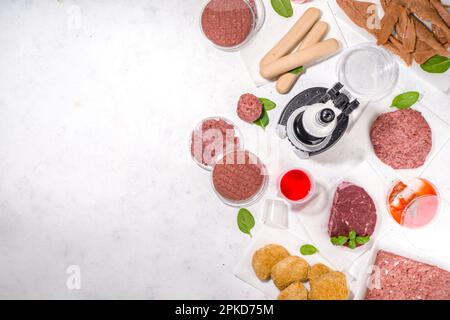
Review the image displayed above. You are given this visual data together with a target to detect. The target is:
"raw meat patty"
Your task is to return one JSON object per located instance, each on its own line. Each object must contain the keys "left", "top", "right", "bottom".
{"left": 328, "top": 182, "right": 377, "bottom": 237}
{"left": 370, "top": 109, "right": 432, "bottom": 169}
{"left": 365, "top": 250, "right": 450, "bottom": 300}
{"left": 237, "top": 93, "right": 263, "bottom": 123}
{"left": 212, "top": 150, "right": 265, "bottom": 201}
{"left": 191, "top": 118, "right": 239, "bottom": 167}
{"left": 201, "top": 0, "right": 254, "bottom": 48}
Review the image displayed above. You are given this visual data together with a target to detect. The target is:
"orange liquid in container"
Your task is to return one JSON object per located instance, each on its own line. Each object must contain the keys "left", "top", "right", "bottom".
{"left": 387, "top": 178, "right": 439, "bottom": 228}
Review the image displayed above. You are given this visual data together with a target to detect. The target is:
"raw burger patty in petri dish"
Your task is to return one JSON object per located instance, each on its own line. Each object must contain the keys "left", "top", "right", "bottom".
{"left": 191, "top": 118, "right": 239, "bottom": 167}
{"left": 370, "top": 109, "right": 432, "bottom": 169}
{"left": 201, "top": 0, "right": 254, "bottom": 48}
{"left": 212, "top": 150, "right": 264, "bottom": 201}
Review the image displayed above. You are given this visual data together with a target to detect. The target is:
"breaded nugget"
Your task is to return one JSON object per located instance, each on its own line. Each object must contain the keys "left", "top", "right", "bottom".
{"left": 252, "top": 244, "right": 290, "bottom": 281}
{"left": 308, "top": 263, "right": 332, "bottom": 283}
{"left": 278, "top": 282, "right": 308, "bottom": 300}
{"left": 271, "top": 256, "right": 310, "bottom": 290}
{"left": 309, "top": 271, "right": 349, "bottom": 300}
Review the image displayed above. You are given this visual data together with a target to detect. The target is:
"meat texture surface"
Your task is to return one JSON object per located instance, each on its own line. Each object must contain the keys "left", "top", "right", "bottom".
{"left": 328, "top": 182, "right": 377, "bottom": 238}
{"left": 365, "top": 250, "right": 450, "bottom": 300}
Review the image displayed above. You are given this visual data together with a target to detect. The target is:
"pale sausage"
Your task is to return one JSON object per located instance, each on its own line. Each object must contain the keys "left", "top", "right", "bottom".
{"left": 260, "top": 39, "right": 340, "bottom": 80}
{"left": 259, "top": 7, "right": 321, "bottom": 68}
{"left": 276, "top": 21, "right": 329, "bottom": 94}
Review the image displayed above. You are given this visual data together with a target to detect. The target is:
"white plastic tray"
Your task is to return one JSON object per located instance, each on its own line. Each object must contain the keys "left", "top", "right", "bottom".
{"left": 233, "top": 224, "right": 357, "bottom": 299}
{"left": 294, "top": 161, "right": 390, "bottom": 272}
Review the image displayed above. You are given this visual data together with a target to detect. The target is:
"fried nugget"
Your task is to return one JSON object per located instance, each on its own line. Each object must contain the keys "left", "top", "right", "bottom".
{"left": 278, "top": 282, "right": 308, "bottom": 300}
{"left": 308, "top": 263, "right": 332, "bottom": 283}
{"left": 271, "top": 256, "right": 310, "bottom": 290}
{"left": 309, "top": 271, "right": 349, "bottom": 300}
{"left": 252, "top": 244, "right": 290, "bottom": 281}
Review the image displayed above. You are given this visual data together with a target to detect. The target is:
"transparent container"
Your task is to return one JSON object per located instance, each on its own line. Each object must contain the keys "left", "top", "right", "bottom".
{"left": 277, "top": 168, "right": 316, "bottom": 205}
{"left": 200, "top": 0, "right": 265, "bottom": 51}
{"left": 189, "top": 116, "right": 244, "bottom": 171}
{"left": 337, "top": 43, "right": 398, "bottom": 101}
{"left": 386, "top": 178, "right": 440, "bottom": 229}
{"left": 210, "top": 150, "right": 269, "bottom": 207}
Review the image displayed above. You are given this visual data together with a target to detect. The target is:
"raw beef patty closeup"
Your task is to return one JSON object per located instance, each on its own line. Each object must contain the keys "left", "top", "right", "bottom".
{"left": 370, "top": 109, "right": 432, "bottom": 169}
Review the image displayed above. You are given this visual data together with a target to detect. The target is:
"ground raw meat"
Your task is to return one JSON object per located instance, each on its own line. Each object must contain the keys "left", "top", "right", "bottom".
{"left": 328, "top": 182, "right": 377, "bottom": 238}
{"left": 191, "top": 119, "right": 239, "bottom": 167}
{"left": 365, "top": 250, "right": 450, "bottom": 300}
{"left": 237, "top": 93, "right": 263, "bottom": 123}
{"left": 201, "top": 0, "right": 254, "bottom": 48}
{"left": 212, "top": 150, "right": 265, "bottom": 201}
{"left": 370, "top": 109, "right": 432, "bottom": 169}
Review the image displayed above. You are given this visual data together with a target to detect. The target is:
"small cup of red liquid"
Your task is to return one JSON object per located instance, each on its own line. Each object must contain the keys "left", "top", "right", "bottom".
{"left": 278, "top": 168, "right": 316, "bottom": 204}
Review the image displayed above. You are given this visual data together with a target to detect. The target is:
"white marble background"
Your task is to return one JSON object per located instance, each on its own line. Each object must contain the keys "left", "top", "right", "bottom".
{"left": 0, "top": 0, "right": 449, "bottom": 299}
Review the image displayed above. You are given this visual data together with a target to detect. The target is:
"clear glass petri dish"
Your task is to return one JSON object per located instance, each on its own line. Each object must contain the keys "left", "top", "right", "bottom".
{"left": 189, "top": 116, "right": 244, "bottom": 171}
{"left": 210, "top": 150, "right": 269, "bottom": 207}
{"left": 386, "top": 178, "right": 440, "bottom": 229}
{"left": 199, "top": 0, "right": 265, "bottom": 52}
{"left": 336, "top": 43, "right": 399, "bottom": 101}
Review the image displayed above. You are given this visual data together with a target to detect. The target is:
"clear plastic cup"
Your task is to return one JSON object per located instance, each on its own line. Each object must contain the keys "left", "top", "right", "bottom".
{"left": 263, "top": 199, "right": 289, "bottom": 229}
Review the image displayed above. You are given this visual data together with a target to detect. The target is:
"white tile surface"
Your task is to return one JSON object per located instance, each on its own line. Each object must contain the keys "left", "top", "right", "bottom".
{"left": 0, "top": 0, "right": 449, "bottom": 299}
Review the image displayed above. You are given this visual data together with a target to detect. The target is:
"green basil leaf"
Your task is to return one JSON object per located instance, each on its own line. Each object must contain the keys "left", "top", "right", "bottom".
{"left": 348, "top": 239, "right": 357, "bottom": 249}
{"left": 420, "top": 55, "right": 450, "bottom": 74}
{"left": 289, "top": 66, "right": 304, "bottom": 75}
{"left": 356, "top": 236, "right": 371, "bottom": 245}
{"left": 237, "top": 208, "right": 255, "bottom": 238}
{"left": 271, "top": 0, "right": 293, "bottom": 18}
{"left": 330, "top": 236, "right": 348, "bottom": 246}
{"left": 258, "top": 98, "right": 277, "bottom": 111}
{"left": 391, "top": 91, "right": 420, "bottom": 109}
{"left": 348, "top": 230, "right": 356, "bottom": 241}
{"left": 254, "top": 108, "right": 269, "bottom": 130}
{"left": 300, "top": 244, "right": 318, "bottom": 255}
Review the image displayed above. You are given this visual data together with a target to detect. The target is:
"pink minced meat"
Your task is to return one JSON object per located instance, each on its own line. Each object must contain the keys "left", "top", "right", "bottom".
{"left": 212, "top": 150, "right": 264, "bottom": 201}
{"left": 328, "top": 182, "right": 377, "bottom": 238}
{"left": 191, "top": 119, "right": 239, "bottom": 167}
{"left": 237, "top": 93, "right": 263, "bottom": 123}
{"left": 370, "top": 109, "right": 432, "bottom": 169}
{"left": 201, "top": 0, "right": 254, "bottom": 48}
{"left": 365, "top": 250, "right": 450, "bottom": 300}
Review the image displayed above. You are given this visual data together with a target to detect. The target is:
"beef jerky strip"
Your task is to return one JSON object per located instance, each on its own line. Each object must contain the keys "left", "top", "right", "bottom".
{"left": 398, "top": 0, "right": 450, "bottom": 34}
{"left": 395, "top": 6, "right": 416, "bottom": 52}
{"left": 414, "top": 39, "right": 440, "bottom": 64}
{"left": 413, "top": 15, "right": 449, "bottom": 56}
{"left": 336, "top": 0, "right": 378, "bottom": 36}
{"left": 376, "top": 4, "right": 400, "bottom": 45}
{"left": 430, "top": 0, "right": 450, "bottom": 27}
{"left": 384, "top": 36, "right": 413, "bottom": 65}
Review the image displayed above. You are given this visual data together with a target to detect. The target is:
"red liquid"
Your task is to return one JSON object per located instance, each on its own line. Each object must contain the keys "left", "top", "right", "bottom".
{"left": 280, "top": 169, "right": 312, "bottom": 201}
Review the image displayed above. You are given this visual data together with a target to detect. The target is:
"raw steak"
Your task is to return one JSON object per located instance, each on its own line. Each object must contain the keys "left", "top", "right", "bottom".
{"left": 328, "top": 182, "right": 377, "bottom": 237}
